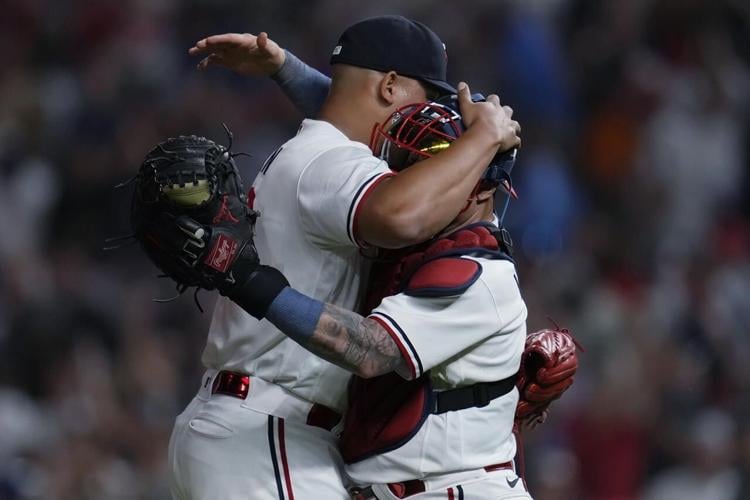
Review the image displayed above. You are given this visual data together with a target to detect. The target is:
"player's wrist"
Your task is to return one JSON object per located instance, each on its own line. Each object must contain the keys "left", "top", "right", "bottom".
{"left": 222, "top": 264, "right": 290, "bottom": 319}
{"left": 462, "top": 119, "right": 504, "bottom": 148}
{"left": 269, "top": 48, "right": 287, "bottom": 75}
{"left": 265, "top": 287, "right": 325, "bottom": 346}
{"left": 270, "top": 49, "right": 295, "bottom": 79}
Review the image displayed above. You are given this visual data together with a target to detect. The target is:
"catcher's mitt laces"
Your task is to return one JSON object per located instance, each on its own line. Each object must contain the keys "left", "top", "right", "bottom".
{"left": 151, "top": 280, "right": 205, "bottom": 313}
{"left": 546, "top": 316, "right": 585, "bottom": 352}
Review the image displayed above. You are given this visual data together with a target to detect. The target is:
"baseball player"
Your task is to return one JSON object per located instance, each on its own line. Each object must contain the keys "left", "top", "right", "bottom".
{"left": 147, "top": 100, "right": 538, "bottom": 499}
{"left": 167, "top": 16, "right": 521, "bottom": 500}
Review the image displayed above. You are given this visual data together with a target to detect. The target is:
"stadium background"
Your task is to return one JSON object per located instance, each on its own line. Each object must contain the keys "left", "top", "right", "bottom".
{"left": 1, "top": 0, "right": 749, "bottom": 498}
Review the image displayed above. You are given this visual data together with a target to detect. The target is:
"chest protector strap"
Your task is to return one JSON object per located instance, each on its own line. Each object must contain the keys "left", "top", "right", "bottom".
{"left": 340, "top": 223, "right": 518, "bottom": 464}
{"left": 433, "top": 372, "right": 518, "bottom": 414}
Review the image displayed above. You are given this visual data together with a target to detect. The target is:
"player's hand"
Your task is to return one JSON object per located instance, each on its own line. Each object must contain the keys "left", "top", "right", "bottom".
{"left": 188, "top": 32, "right": 286, "bottom": 76}
{"left": 457, "top": 82, "right": 521, "bottom": 152}
{"left": 520, "top": 409, "right": 549, "bottom": 431}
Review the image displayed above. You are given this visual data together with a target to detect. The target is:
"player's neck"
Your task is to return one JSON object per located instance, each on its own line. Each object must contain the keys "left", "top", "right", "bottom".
{"left": 464, "top": 202, "right": 496, "bottom": 228}
{"left": 439, "top": 201, "right": 495, "bottom": 237}
{"left": 318, "top": 99, "right": 374, "bottom": 146}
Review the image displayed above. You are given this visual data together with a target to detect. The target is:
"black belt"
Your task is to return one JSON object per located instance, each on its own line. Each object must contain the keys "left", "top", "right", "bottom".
{"left": 432, "top": 372, "right": 518, "bottom": 414}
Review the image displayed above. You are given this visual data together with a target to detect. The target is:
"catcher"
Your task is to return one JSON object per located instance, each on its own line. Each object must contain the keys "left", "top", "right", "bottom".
{"left": 132, "top": 100, "right": 578, "bottom": 499}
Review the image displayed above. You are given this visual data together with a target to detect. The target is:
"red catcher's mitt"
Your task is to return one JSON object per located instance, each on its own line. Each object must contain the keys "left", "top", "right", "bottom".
{"left": 515, "top": 325, "right": 582, "bottom": 423}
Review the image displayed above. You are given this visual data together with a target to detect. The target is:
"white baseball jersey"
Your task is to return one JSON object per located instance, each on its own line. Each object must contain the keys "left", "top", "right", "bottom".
{"left": 348, "top": 255, "right": 527, "bottom": 484}
{"left": 202, "top": 118, "right": 393, "bottom": 413}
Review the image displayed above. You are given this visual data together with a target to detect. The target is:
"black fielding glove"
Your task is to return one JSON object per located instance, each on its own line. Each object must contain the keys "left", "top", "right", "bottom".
{"left": 146, "top": 214, "right": 288, "bottom": 319}
{"left": 131, "top": 133, "right": 290, "bottom": 318}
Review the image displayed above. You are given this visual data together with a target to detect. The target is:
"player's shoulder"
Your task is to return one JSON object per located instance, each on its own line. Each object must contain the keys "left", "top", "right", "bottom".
{"left": 263, "top": 120, "right": 373, "bottom": 180}
{"left": 401, "top": 255, "right": 518, "bottom": 301}
{"left": 466, "top": 255, "right": 522, "bottom": 302}
{"left": 288, "top": 120, "right": 378, "bottom": 176}
{"left": 293, "top": 119, "right": 368, "bottom": 151}
{"left": 275, "top": 119, "right": 351, "bottom": 158}
{"left": 403, "top": 256, "right": 482, "bottom": 298}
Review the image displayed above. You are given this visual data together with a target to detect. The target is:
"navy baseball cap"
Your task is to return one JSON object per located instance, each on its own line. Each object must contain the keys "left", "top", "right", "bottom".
{"left": 330, "top": 15, "right": 456, "bottom": 95}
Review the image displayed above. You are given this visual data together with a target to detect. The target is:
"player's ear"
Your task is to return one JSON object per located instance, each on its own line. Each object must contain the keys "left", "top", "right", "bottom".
{"left": 476, "top": 186, "right": 497, "bottom": 204}
{"left": 378, "top": 71, "right": 399, "bottom": 105}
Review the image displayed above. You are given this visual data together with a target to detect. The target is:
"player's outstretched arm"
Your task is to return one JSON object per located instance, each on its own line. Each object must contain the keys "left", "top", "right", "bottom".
{"left": 304, "top": 302, "right": 410, "bottom": 379}
{"left": 136, "top": 200, "right": 407, "bottom": 378}
{"left": 263, "top": 289, "right": 411, "bottom": 380}
{"left": 228, "top": 270, "right": 409, "bottom": 379}
{"left": 226, "top": 262, "right": 409, "bottom": 378}
{"left": 188, "top": 32, "right": 330, "bottom": 117}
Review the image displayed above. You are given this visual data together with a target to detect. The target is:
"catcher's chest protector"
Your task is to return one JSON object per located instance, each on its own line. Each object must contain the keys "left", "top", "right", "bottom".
{"left": 340, "top": 223, "right": 514, "bottom": 464}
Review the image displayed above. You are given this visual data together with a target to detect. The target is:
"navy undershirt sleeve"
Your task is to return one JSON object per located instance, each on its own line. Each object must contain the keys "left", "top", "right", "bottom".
{"left": 270, "top": 50, "right": 331, "bottom": 118}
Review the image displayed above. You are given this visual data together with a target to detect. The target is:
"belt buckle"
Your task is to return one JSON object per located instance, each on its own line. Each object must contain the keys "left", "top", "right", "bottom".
{"left": 212, "top": 371, "right": 250, "bottom": 399}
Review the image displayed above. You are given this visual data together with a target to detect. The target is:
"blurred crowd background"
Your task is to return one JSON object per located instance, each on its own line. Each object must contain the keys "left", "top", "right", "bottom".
{"left": 1, "top": 0, "right": 749, "bottom": 498}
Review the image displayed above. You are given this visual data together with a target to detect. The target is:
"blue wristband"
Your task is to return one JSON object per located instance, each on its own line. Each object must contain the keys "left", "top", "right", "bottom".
{"left": 265, "top": 287, "right": 325, "bottom": 345}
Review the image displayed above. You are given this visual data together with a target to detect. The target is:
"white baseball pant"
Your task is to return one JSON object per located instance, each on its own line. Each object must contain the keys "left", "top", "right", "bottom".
{"left": 168, "top": 370, "right": 349, "bottom": 500}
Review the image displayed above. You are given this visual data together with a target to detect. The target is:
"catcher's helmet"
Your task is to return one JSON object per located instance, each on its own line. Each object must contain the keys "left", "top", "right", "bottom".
{"left": 369, "top": 94, "right": 517, "bottom": 198}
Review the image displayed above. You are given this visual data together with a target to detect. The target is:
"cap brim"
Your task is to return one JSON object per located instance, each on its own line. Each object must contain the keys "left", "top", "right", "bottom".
{"left": 421, "top": 77, "right": 457, "bottom": 96}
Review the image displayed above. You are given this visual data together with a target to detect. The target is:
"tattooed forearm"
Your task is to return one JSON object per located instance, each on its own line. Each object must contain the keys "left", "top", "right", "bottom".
{"left": 306, "top": 303, "right": 410, "bottom": 379}
{"left": 262, "top": 288, "right": 409, "bottom": 378}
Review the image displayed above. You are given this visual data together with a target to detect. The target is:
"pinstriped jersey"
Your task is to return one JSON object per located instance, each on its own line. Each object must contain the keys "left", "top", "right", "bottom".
{"left": 202, "top": 119, "right": 392, "bottom": 412}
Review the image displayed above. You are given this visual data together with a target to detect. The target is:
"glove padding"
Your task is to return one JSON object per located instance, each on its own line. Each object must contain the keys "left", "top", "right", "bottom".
{"left": 131, "top": 134, "right": 257, "bottom": 292}
{"left": 515, "top": 326, "right": 580, "bottom": 423}
{"left": 143, "top": 211, "right": 289, "bottom": 318}
{"left": 144, "top": 213, "right": 260, "bottom": 294}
